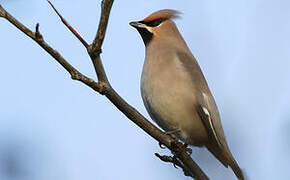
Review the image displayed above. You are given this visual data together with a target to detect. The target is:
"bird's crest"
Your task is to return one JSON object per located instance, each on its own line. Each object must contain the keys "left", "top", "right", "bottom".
{"left": 142, "top": 9, "right": 181, "bottom": 22}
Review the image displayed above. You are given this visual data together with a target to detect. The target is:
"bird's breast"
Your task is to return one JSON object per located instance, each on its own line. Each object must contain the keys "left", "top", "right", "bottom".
{"left": 140, "top": 52, "right": 208, "bottom": 145}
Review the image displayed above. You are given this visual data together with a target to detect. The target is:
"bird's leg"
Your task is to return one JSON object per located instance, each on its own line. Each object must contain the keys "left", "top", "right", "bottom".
{"left": 165, "top": 128, "right": 181, "bottom": 134}
{"left": 159, "top": 129, "right": 192, "bottom": 155}
{"left": 159, "top": 128, "right": 180, "bottom": 149}
{"left": 165, "top": 129, "right": 192, "bottom": 155}
{"left": 165, "top": 128, "right": 180, "bottom": 139}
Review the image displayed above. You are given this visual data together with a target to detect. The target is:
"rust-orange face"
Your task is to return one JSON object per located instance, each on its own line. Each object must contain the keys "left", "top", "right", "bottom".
{"left": 130, "top": 9, "right": 180, "bottom": 45}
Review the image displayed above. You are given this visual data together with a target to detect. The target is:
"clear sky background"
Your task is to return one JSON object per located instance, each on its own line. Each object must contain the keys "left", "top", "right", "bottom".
{"left": 0, "top": 0, "right": 289, "bottom": 180}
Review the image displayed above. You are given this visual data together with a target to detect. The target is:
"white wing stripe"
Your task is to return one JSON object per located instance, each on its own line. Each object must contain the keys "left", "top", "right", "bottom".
{"left": 202, "top": 106, "right": 220, "bottom": 146}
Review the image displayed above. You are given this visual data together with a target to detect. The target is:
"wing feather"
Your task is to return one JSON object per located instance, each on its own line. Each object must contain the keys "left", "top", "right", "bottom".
{"left": 176, "top": 51, "right": 228, "bottom": 149}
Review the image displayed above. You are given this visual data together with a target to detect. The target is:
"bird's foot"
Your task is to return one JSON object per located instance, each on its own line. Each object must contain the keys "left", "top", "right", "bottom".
{"left": 159, "top": 129, "right": 192, "bottom": 155}
{"left": 171, "top": 141, "right": 192, "bottom": 155}
{"left": 172, "top": 155, "right": 182, "bottom": 169}
{"left": 155, "top": 153, "right": 182, "bottom": 169}
{"left": 182, "top": 143, "right": 192, "bottom": 155}
{"left": 159, "top": 129, "right": 180, "bottom": 149}
{"left": 172, "top": 155, "right": 180, "bottom": 168}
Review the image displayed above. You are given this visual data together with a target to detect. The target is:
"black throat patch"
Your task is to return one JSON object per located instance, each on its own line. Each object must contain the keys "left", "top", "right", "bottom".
{"left": 136, "top": 27, "right": 153, "bottom": 46}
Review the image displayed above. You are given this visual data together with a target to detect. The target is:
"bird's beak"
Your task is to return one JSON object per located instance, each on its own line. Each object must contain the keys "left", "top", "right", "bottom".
{"left": 129, "top": 21, "right": 147, "bottom": 29}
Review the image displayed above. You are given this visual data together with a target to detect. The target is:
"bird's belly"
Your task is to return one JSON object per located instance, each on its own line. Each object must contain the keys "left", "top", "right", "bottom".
{"left": 141, "top": 71, "right": 208, "bottom": 145}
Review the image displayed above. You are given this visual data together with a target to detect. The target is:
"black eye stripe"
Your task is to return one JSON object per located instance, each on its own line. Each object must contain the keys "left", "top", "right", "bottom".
{"left": 140, "top": 18, "right": 167, "bottom": 27}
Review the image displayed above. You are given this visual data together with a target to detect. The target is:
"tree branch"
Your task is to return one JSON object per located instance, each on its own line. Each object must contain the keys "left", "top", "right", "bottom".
{"left": 0, "top": 2, "right": 209, "bottom": 180}
{"left": 0, "top": 5, "right": 105, "bottom": 93}
{"left": 87, "top": 0, "right": 114, "bottom": 83}
{"left": 90, "top": 0, "right": 114, "bottom": 56}
{"left": 47, "top": 0, "right": 89, "bottom": 49}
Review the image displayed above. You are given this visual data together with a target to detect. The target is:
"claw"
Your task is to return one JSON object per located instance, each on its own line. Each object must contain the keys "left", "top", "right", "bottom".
{"left": 155, "top": 153, "right": 183, "bottom": 170}
{"left": 172, "top": 155, "right": 179, "bottom": 169}
{"left": 159, "top": 142, "right": 166, "bottom": 149}
{"left": 183, "top": 143, "right": 192, "bottom": 155}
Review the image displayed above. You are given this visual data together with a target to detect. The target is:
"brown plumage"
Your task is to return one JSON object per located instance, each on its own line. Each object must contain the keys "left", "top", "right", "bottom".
{"left": 130, "top": 9, "right": 244, "bottom": 180}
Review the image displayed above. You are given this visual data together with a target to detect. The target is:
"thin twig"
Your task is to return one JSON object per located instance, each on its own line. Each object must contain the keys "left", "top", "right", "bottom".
{"left": 35, "top": 23, "right": 43, "bottom": 41}
{"left": 87, "top": 0, "right": 114, "bottom": 83}
{"left": 90, "top": 0, "right": 114, "bottom": 56}
{"left": 47, "top": 0, "right": 89, "bottom": 49}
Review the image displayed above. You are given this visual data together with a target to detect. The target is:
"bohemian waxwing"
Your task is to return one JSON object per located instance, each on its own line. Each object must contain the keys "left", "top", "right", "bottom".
{"left": 130, "top": 9, "right": 244, "bottom": 180}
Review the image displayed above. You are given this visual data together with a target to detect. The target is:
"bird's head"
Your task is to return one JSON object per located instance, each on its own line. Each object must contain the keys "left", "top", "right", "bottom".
{"left": 130, "top": 9, "right": 181, "bottom": 46}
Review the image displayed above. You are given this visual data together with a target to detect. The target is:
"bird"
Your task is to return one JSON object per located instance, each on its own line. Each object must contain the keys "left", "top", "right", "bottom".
{"left": 130, "top": 9, "right": 244, "bottom": 180}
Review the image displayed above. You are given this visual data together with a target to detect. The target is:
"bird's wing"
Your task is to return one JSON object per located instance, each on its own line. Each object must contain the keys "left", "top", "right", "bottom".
{"left": 177, "top": 51, "right": 244, "bottom": 179}
{"left": 196, "top": 105, "right": 222, "bottom": 149}
{"left": 176, "top": 51, "right": 227, "bottom": 148}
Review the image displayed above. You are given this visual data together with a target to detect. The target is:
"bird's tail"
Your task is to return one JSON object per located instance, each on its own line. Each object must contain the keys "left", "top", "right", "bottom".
{"left": 206, "top": 143, "right": 245, "bottom": 180}
{"left": 229, "top": 158, "right": 245, "bottom": 180}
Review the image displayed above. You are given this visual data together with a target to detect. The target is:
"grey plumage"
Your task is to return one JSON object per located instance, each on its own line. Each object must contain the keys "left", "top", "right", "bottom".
{"left": 130, "top": 9, "right": 244, "bottom": 180}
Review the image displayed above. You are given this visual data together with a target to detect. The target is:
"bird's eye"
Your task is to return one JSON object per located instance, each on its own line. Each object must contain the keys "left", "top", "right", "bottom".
{"left": 143, "top": 18, "right": 167, "bottom": 27}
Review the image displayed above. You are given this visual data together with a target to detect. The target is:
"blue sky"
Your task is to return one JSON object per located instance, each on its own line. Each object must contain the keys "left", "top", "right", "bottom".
{"left": 0, "top": 0, "right": 289, "bottom": 179}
